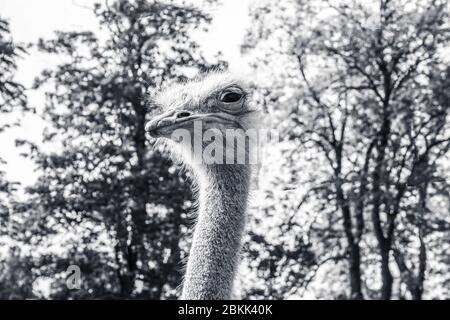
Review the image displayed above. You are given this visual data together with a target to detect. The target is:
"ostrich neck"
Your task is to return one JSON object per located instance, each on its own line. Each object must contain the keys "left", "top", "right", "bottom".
{"left": 181, "top": 164, "right": 251, "bottom": 300}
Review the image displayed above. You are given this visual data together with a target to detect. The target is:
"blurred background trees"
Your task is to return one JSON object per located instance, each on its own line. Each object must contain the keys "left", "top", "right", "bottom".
{"left": 242, "top": 0, "right": 450, "bottom": 299}
{"left": 0, "top": 0, "right": 449, "bottom": 299}
{"left": 1, "top": 0, "right": 224, "bottom": 299}
{"left": 0, "top": 16, "right": 30, "bottom": 298}
{"left": 0, "top": 15, "right": 25, "bottom": 214}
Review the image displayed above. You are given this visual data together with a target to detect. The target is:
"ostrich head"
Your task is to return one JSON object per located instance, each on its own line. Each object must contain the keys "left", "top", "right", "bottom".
{"left": 146, "top": 72, "right": 259, "bottom": 167}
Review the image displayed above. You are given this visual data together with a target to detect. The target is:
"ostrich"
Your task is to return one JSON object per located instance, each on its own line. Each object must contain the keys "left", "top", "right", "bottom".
{"left": 146, "top": 72, "right": 259, "bottom": 300}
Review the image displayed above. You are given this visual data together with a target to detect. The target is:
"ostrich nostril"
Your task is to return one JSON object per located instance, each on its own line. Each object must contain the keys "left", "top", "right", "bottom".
{"left": 176, "top": 111, "right": 191, "bottom": 119}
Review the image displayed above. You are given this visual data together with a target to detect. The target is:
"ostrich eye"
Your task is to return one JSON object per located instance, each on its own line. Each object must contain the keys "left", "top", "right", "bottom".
{"left": 220, "top": 91, "right": 242, "bottom": 103}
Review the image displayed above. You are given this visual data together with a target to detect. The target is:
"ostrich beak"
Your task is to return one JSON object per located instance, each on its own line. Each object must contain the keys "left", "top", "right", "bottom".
{"left": 146, "top": 109, "right": 245, "bottom": 139}
{"left": 146, "top": 109, "right": 196, "bottom": 138}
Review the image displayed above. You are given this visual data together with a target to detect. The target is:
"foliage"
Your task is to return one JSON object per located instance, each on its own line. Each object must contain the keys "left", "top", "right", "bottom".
{"left": 9, "top": 0, "right": 224, "bottom": 299}
{"left": 243, "top": 0, "right": 450, "bottom": 299}
{"left": 0, "top": 17, "right": 27, "bottom": 114}
{"left": 0, "top": 16, "right": 29, "bottom": 298}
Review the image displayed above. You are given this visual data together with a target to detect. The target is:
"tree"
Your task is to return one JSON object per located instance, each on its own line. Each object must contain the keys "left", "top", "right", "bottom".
{"left": 0, "top": 16, "right": 31, "bottom": 299}
{"left": 20, "top": 0, "right": 224, "bottom": 299}
{"left": 0, "top": 16, "right": 26, "bottom": 207}
{"left": 244, "top": 0, "right": 450, "bottom": 299}
{"left": 0, "top": 17, "right": 27, "bottom": 113}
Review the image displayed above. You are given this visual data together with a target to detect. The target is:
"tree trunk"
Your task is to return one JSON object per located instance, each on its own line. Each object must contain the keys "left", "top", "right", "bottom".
{"left": 412, "top": 183, "right": 428, "bottom": 300}
{"left": 114, "top": 240, "right": 136, "bottom": 298}
{"left": 380, "top": 247, "right": 393, "bottom": 300}
{"left": 348, "top": 243, "right": 363, "bottom": 299}
{"left": 112, "top": 207, "right": 138, "bottom": 298}
{"left": 130, "top": 95, "right": 151, "bottom": 296}
{"left": 337, "top": 181, "right": 363, "bottom": 299}
{"left": 371, "top": 110, "right": 394, "bottom": 300}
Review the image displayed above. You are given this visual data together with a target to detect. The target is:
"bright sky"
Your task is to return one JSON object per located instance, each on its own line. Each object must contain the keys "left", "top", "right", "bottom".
{"left": 0, "top": 0, "right": 252, "bottom": 192}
